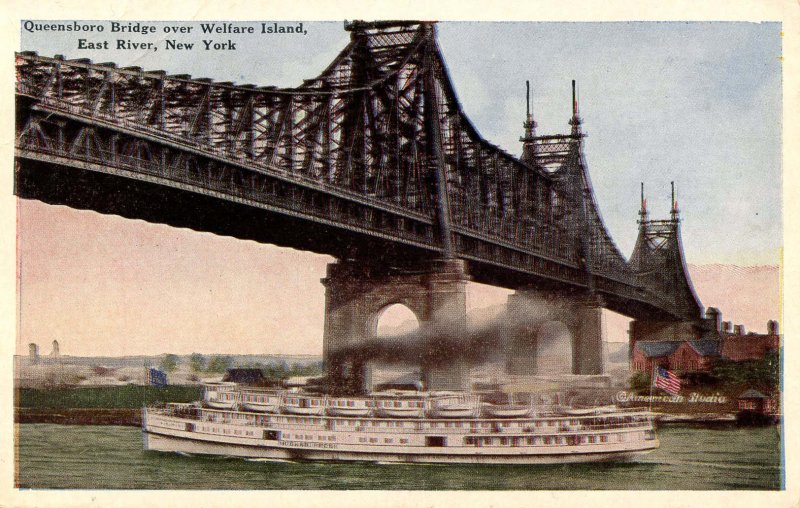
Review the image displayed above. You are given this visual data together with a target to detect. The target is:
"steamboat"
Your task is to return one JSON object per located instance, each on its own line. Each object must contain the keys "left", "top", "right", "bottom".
{"left": 143, "top": 382, "right": 659, "bottom": 464}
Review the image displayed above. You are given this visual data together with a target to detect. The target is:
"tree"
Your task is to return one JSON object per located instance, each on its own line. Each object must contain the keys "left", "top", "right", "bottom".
{"left": 629, "top": 371, "right": 651, "bottom": 392}
{"left": 189, "top": 353, "right": 206, "bottom": 373}
{"left": 159, "top": 354, "right": 179, "bottom": 373}
{"left": 710, "top": 351, "right": 780, "bottom": 391}
{"left": 263, "top": 361, "right": 289, "bottom": 381}
{"left": 206, "top": 355, "right": 233, "bottom": 373}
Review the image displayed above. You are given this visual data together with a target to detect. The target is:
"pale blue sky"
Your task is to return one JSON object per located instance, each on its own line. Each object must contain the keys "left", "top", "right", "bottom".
{"left": 20, "top": 20, "right": 782, "bottom": 264}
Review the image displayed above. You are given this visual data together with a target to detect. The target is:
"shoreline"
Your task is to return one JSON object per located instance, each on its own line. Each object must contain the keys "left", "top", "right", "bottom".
{"left": 16, "top": 408, "right": 142, "bottom": 426}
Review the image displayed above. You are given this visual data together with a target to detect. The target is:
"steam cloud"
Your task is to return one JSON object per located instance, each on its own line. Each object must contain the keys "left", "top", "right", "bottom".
{"left": 329, "top": 293, "right": 574, "bottom": 369}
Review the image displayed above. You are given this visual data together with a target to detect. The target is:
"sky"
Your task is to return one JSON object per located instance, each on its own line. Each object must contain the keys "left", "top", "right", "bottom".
{"left": 16, "top": 21, "right": 783, "bottom": 356}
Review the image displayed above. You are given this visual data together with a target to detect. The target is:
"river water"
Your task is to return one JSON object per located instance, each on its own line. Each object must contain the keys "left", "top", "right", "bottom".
{"left": 16, "top": 424, "right": 782, "bottom": 490}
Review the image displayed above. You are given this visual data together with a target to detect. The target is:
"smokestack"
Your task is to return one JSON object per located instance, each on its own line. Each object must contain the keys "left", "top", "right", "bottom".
{"left": 705, "top": 307, "right": 721, "bottom": 332}
{"left": 767, "top": 320, "right": 778, "bottom": 335}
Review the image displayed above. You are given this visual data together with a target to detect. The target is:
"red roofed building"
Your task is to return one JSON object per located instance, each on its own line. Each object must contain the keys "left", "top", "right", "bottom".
{"left": 630, "top": 319, "right": 780, "bottom": 373}
{"left": 670, "top": 340, "right": 720, "bottom": 372}
{"left": 632, "top": 339, "right": 720, "bottom": 373}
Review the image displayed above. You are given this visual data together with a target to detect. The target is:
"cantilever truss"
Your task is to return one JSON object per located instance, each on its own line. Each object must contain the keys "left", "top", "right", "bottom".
{"left": 14, "top": 21, "right": 703, "bottom": 321}
{"left": 630, "top": 213, "right": 703, "bottom": 320}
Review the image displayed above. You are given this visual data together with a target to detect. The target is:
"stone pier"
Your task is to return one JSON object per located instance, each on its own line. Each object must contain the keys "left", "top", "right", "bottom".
{"left": 505, "top": 290, "right": 605, "bottom": 376}
{"left": 322, "top": 258, "right": 470, "bottom": 393}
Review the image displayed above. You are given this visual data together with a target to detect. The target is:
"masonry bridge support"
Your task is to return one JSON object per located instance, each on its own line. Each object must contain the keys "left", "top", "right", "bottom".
{"left": 505, "top": 290, "right": 605, "bottom": 376}
{"left": 322, "top": 258, "right": 470, "bottom": 394}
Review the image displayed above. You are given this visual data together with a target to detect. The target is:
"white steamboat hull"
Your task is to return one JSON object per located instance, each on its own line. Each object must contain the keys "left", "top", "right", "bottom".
{"left": 144, "top": 429, "right": 657, "bottom": 465}
{"left": 143, "top": 410, "right": 659, "bottom": 465}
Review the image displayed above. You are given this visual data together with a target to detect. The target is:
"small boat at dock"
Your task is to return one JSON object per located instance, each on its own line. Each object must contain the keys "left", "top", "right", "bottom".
{"left": 202, "top": 382, "right": 238, "bottom": 410}
{"left": 281, "top": 394, "right": 326, "bottom": 415}
{"left": 240, "top": 388, "right": 282, "bottom": 413}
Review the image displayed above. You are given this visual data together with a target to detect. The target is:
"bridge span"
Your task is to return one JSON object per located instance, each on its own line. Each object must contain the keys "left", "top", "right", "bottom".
{"left": 15, "top": 21, "right": 712, "bottom": 390}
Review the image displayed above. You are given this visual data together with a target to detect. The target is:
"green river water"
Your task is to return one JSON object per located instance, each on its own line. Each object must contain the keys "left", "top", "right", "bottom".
{"left": 16, "top": 423, "right": 782, "bottom": 490}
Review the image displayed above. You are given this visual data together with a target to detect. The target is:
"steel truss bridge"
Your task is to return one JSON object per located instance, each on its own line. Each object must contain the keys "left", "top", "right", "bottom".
{"left": 15, "top": 20, "right": 703, "bottom": 323}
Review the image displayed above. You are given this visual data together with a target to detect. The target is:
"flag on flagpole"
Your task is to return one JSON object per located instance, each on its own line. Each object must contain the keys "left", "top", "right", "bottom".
{"left": 148, "top": 367, "right": 168, "bottom": 387}
{"left": 653, "top": 366, "right": 681, "bottom": 395}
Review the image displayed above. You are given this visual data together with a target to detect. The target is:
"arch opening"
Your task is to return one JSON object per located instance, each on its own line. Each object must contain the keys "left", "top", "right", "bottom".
{"left": 535, "top": 320, "right": 573, "bottom": 375}
{"left": 374, "top": 303, "right": 421, "bottom": 338}
{"left": 368, "top": 303, "right": 422, "bottom": 391}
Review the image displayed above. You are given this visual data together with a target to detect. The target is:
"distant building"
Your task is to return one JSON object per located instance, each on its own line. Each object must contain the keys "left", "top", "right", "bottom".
{"left": 631, "top": 341, "right": 679, "bottom": 372}
{"left": 721, "top": 321, "right": 779, "bottom": 362}
{"left": 51, "top": 340, "right": 60, "bottom": 357}
{"left": 28, "top": 343, "right": 39, "bottom": 364}
{"left": 223, "top": 368, "right": 265, "bottom": 385}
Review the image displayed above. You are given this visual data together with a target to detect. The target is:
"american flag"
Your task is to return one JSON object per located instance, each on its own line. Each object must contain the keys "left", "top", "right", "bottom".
{"left": 654, "top": 367, "right": 681, "bottom": 395}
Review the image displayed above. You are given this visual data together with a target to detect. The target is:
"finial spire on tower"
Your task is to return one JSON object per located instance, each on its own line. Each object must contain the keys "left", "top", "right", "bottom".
{"left": 569, "top": 79, "right": 581, "bottom": 134}
{"left": 638, "top": 182, "right": 649, "bottom": 223}
{"left": 522, "top": 80, "right": 536, "bottom": 140}
{"left": 520, "top": 80, "right": 538, "bottom": 163}
{"left": 671, "top": 181, "right": 679, "bottom": 220}
{"left": 526, "top": 80, "right": 530, "bottom": 117}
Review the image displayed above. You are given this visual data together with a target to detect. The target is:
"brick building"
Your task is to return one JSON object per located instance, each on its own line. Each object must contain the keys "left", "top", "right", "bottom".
{"left": 721, "top": 320, "right": 780, "bottom": 361}
{"left": 631, "top": 318, "right": 779, "bottom": 373}
{"left": 632, "top": 339, "right": 721, "bottom": 373}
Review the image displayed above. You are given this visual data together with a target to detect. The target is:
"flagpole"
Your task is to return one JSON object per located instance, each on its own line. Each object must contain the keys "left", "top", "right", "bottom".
{"left": 648, "top": 363, "right": 655, "bottom": 413}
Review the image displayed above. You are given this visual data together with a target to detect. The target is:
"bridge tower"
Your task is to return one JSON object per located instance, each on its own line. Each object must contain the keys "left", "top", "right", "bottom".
{"left": 509, "top": 80, "right": 604, "bottom": 376}
{"left": 322, "top": 21, "right": 470, "bottom": 394}
{"left": 628, "top": 183, "right": 707, "bottom": 352}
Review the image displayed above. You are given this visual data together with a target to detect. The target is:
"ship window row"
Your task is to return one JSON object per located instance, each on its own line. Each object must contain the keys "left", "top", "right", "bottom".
{"left": 290, "top": 433, "right": 319, "bottom": 440}
{"left": 284, "top": 398, "right": 323, "bottom": 406}
{"left": 194, "top": 410, "right": 650, "bottom": 432}
{"left": 357, "top": 437, "right": 405, "bottom": 444}
{"left": 463, "top": 434, "right": 612, "bottom": 447}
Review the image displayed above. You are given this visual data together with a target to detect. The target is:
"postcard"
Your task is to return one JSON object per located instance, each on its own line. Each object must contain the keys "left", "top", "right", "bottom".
{"left": 5, "top": 2, "right": 798, "bottom": 508}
